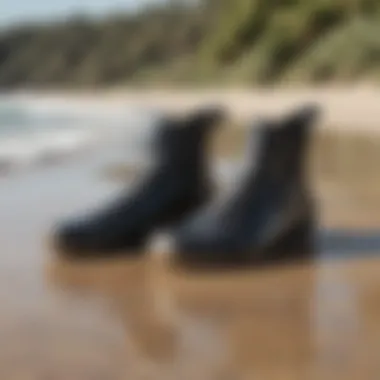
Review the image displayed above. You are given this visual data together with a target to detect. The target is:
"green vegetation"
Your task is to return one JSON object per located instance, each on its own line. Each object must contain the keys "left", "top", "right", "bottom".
{"left": 1, "top": 0, "right": 380, "bottom": 88}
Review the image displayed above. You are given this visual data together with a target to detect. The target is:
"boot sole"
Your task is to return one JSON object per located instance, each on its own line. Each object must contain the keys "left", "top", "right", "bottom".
{"left": 48, "top": 234, "right": 147, "bottom": 262}
{"left": 172, "top": 218, "right": 316, "bottom": 272}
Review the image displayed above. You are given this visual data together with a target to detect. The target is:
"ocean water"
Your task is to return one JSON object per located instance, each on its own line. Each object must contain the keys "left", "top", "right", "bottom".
{"left": 0, "top": 97, "right": 160, "bottom": 173}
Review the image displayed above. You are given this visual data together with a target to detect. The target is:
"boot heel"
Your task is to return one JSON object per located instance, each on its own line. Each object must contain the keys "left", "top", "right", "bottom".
{"left": 265, "top": 218, "right": 316, "bottom": 264}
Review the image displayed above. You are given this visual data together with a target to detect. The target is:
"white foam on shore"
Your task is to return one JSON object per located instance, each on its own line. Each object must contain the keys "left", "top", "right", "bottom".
{"left": 0, "top": 97, "right": 160, "bottom": 174}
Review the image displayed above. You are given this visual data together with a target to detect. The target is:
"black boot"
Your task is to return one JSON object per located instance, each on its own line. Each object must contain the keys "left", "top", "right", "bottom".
{"left": 172, "top": 105, "right": 320, "bottom": 268}
{"left": 54, "top": 107, "right": 225, "bottom": 258}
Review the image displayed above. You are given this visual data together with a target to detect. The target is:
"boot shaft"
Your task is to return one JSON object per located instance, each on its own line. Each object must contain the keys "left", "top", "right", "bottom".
{"left": 151, "top": 107, "right": 225, "bottom": 178}
{"left": 249, "top": 105, "right": 320, "bottom": 185}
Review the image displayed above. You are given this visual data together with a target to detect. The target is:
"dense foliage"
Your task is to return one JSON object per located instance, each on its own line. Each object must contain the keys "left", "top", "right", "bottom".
{"left": 1, "top": 0, "right": 380, "bottom": 87}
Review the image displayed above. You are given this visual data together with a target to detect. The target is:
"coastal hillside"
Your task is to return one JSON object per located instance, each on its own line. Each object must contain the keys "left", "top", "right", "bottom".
{"left": 1, "top": 0, "right": 380, "bottom": 88}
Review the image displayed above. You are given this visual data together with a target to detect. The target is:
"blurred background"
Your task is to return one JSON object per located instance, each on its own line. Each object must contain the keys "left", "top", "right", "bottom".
{"left": 1, "top": 0, "right": 380, "bottom": 87}
{"left": 1, "top": 1, "right": 380, "bottom": 379}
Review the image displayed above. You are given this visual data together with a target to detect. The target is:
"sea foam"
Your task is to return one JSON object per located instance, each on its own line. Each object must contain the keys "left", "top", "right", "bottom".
{"left": 0, "top": 97, "right": 159, "bottom": 174}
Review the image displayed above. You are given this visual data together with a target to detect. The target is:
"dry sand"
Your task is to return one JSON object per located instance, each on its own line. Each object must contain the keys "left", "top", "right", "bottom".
{"left": 8, "top": 85, "right": 380, "bottom": 130}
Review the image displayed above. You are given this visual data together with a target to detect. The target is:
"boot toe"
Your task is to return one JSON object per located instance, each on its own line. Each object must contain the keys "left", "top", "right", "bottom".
{"left": 53, "top": 222, "right": 93, "bottom": 257}
{"left": 53, "top": 220, "right": 148, "bottom": 258}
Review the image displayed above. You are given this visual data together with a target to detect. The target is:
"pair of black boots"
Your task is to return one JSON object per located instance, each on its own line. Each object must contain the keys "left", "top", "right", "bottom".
{"left": 54, "top": 105, "right": 320, "bottom": 267}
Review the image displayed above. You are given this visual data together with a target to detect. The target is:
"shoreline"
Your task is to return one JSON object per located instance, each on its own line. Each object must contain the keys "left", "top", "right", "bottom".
{"left": 2, "top": 85, "right": 380, "bottom": 180}
{"left": 2, "top": 85, "right": 380, "bottom": 130}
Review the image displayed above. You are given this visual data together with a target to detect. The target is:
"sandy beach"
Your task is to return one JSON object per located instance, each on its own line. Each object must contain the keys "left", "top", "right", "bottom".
{"left": 7, "top": 85, "right": 380, "bottom": 130}
{"left": 1, "top": 87, "right": 380, "bottom": 379}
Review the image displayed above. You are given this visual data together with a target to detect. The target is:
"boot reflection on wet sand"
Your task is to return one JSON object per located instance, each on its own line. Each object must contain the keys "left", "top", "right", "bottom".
{"left": 48, "top": 258, "right": 178, "bottom": 376}
{"left": 53, "top": 107, "right": 225, "bottom": 259}
{"left": 48, "top": 252, "right": 318, "bottom": 380}
{"left": 173, "top": 105, "right": 321, "bottom": 268}
{"left": 48, "top": 255, "right": 233, "bottom": 379}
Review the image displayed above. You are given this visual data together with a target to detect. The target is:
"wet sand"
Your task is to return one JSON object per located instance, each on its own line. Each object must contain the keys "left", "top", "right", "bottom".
{"left": 1, "top": 129, "right": 380, "bottom": 379}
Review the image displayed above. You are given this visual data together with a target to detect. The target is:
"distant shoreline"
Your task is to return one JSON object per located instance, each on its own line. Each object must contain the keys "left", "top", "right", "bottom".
{"left": 2, "top": 85, "right": 380, "bottom": 131}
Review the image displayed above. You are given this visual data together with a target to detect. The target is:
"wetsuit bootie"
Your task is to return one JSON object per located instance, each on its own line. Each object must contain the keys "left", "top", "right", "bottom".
{"left": 173, "top": 105, "right": 320, "bottom": 268}
{"left": 54, "top": 107, "right": 225, "bottom": 258}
